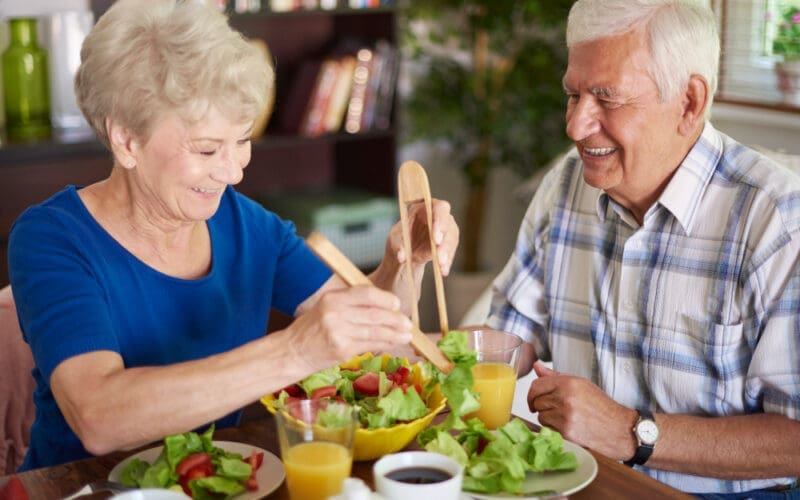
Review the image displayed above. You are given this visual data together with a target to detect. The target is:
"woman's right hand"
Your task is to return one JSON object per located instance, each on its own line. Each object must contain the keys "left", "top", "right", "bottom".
{"left": 286, "top": 285, "right": 413, "bottom": 374}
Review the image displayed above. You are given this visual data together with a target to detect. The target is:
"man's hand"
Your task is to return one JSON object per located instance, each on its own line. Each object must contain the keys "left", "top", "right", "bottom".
{"left": 527, "top": 362, "right": 638, "bottom": 461}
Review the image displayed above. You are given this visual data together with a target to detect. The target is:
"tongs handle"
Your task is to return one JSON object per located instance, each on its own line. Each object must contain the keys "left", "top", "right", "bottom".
{"left": 398, "top": 160, "right": 449, "bottom": 335}
{"left": 306, "top": 231, "right": 453, "bottom": 373}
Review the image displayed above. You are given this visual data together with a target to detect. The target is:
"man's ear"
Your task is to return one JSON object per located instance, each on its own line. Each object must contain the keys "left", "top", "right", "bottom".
{"left": 106, "top": 117, "right": 137, "bottom": 169}
{"left": 678, "top": 74, "right": 709, "bottom": 136}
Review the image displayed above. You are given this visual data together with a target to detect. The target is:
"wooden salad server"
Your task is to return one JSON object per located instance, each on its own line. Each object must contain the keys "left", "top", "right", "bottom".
{"left": 306, "top": 231, "right": 454, "bottom": 373}
{"left": 397, "top": 160, "right": 449, "bottom": 336}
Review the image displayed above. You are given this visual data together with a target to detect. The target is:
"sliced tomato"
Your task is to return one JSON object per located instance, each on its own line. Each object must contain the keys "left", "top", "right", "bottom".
{"left": 178, "top": 462, "right": 214, "bottom": 496}
{"left": 243, "top": 450, "right": 264, "bottom": 491}
{"left": 186, "top": 463, "right": 214, "bottom": 479}
{"left": 246, "top": 450, "right": 264, "bottom": 471}
{"left": 176, "top": 452, "right": 212, "bottom": 476}
{"left": 0, "top": 477, "right": 29, "bottom": 500}
{"left": 245, "top": 476, "right": 259, "bottom": 491}
{"left": 393, "top": 366, "right": 411, "bottom": 384}
{"left": 273, "top": 383, "right": 304, "bottom": 398}
{"left": 414, "top": 383, "right": 422, "bottom": 395}
{"left": 353, "top": 371, "right": 380, "bottom": 396}
{"left": 287, "top": 396, "right": 315, "bottom": 420}
{"left": 310, "top": 385, "right": 337, "bottom": 399}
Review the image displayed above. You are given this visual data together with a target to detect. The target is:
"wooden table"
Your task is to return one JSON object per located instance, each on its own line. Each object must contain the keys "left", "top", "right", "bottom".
{"left": 1, "top": 414, "right": 691, "bottom": 499}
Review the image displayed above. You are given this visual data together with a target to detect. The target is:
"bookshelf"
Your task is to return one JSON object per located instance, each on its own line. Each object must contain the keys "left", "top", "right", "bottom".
{"left": 0, "top": 4, "right": 399, "bottom": 286}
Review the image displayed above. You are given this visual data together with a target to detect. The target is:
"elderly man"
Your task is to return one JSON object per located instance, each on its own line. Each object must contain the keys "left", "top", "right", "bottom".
{"left": 486, "top": 0, "right": 800, "bottom": 497}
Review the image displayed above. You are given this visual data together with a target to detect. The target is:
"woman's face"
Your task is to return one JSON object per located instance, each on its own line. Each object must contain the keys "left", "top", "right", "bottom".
{"left": 130, "top": 105, "right": 253, "bottom": 224}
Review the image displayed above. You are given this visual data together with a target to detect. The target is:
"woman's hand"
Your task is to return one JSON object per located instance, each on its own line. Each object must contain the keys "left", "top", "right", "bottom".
{"left": 286, "top": 285, "right": 413, "bottom": 374}
{"left": 389, "top": 198, "right": 459, "bottom": 275}
{"left": 370, "top": 199, "right": 459, "bottom": 310}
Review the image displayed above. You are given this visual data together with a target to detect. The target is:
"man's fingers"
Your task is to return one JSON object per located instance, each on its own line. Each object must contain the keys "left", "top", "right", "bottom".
{"left": 533, "top": 360, "right": 557, "bottom": 377}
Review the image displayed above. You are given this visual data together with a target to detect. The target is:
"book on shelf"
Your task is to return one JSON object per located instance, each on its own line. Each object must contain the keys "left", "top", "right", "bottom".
{"left": 344, "top": 48, "right": 373, "bottom": 134}
{"left": 323, "top": 56, "right": 357, "bottom": 133}
{"left": 300, "top": 58, "right": 340, "bottom": 136}
{"left": 344, "top": 40, "right": 398, "bottom": 134}
{"left": 371, "top": 40, "right": 398, "bottom": 131}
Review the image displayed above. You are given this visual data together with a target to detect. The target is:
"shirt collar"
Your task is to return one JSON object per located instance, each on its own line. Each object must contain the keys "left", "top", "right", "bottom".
{"left": 657, "top": 123, "right": 722, "bottom": 236}
{"left": 592, "top": 123, "right": 723, "bottom": 234}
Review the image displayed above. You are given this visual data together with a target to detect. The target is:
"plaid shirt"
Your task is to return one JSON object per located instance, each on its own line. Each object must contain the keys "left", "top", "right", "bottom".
{"left": 487, "top": 124, "right": 800, "bottom": 494}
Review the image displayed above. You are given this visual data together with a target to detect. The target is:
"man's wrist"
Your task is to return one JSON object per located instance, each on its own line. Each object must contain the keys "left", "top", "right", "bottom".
{"left": 624, "top": 408, "right": 659, "bottom": 467}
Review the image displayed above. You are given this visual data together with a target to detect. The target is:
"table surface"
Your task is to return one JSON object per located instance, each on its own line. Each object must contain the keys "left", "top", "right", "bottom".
{"left": 2, "top": 414, "right": 692, "bottom": 499}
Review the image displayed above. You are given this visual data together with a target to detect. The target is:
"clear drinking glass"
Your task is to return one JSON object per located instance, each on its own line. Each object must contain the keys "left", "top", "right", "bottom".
{"left": 464, "top": 328, "right": 523, "bottom": 429}
{"left": 275, "top": 398, "right": 358, "bottom": 500}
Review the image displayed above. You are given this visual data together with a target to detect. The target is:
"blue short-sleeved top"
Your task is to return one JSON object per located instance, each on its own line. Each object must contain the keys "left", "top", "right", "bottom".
{"left": 8, "top": 185, "right": 332, "bottom": 470}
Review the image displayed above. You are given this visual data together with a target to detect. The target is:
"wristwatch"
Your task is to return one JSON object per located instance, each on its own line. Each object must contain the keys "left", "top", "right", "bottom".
{"left": 624, "top": 408, "right": 659, "bottom": 467}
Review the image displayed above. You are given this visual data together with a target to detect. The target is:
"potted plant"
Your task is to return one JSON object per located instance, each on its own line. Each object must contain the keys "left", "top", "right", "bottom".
{"left": 773, "top": 4, "right": 800, "bottom": 106}
{"left": 400, "top": 1, "right": 573, "bottom": 275}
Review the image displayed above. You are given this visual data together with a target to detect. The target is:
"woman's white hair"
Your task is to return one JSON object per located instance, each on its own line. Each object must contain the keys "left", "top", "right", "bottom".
{"left": 567, "top": 0, "right": 718, "bottom": 113}
{"left": 75, "top": 0, "right": 274, "bottom": 149}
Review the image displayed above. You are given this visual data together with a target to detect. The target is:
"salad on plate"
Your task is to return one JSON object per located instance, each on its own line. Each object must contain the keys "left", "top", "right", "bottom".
{"left": 118, "top": 425, "right": 264, "bottom": 499}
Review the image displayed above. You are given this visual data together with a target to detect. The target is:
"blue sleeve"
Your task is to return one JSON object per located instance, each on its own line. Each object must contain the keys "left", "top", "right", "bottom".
{"left": 226, "top": 190, "right": 332, "bottom": 316}
{"left": 9, "top": 205, "right": 121, "bottom": 383}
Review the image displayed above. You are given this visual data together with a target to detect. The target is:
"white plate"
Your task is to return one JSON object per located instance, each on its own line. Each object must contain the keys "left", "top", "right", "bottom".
{"left": 109, "top": 440, "right": 285, "bottom": 500}
{"left": 463, "top": 440, "right": 598, "bottom": 499}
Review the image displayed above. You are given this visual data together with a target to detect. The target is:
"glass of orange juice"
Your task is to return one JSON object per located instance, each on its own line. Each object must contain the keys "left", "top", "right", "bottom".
{"left": 464, "top": 329, "right": 523, "bottom": 429}
{"left": 275, "top": 398, "right": 358, "bottom": 500}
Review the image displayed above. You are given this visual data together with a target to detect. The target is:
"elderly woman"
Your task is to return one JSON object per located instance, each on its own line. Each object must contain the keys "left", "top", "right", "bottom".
{"left": 8, "top": 0, "right": 458, "bottom": 471}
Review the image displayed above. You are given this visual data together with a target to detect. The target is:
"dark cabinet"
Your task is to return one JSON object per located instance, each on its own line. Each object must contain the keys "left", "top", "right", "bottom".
{"left": 0, "top": 6, "right": 398, "bottom": 286}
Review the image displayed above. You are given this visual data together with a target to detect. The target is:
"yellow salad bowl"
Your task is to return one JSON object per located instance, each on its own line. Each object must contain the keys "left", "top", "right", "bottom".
{"left": 261, "top": 353, "right": 446, "bottom": 461}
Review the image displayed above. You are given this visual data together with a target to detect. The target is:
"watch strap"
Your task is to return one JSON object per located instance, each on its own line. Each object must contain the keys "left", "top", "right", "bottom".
{"left": 624, "top": 408, "right": 655, "bottom": 467}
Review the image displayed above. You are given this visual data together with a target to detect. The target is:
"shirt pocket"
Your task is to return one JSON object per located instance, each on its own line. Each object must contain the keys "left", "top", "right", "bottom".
{"left": 644, "top": 314, "right": 748, "bottom": 415}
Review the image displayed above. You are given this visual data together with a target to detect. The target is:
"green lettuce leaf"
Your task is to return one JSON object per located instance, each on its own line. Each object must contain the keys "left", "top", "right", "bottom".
{"left": 298, "top": 366, "right": 342, "bottom": 395}
{"left": 377, "top": 387, "right": 429, "bottom": 421}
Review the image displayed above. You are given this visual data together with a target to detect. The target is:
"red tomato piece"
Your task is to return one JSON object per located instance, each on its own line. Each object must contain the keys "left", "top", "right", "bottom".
{"left": 287, "top": 396, "right": 315, "bottom": 420}
{"left": 186, "top": 463, "right": 213, "bottom": 479}
{"left": 310, "top": 385, "right": 337, "bottom": 399}
{"left": 0, "top": 477, "right": 29, "bottom": 500}
{"left": 273, "top": 384, "right": 304, "bottom": 398}
{"left": 176, "top": 452, "right": 212, "bottom": 477}
{"left": 394, "top": 366, "right": 411, "bottom": 384}
{"left": 243, "top": 450, "right": 264, "bottom": 491}
{"left": 353, "top": 372, "right": 380, "bottom": 396}
{"left": 178, "top": 463, "right": 214, "bottom": 496}
{"left": 246, "top": 450, "right": 264, "bottom": 471}
{"left": 245, "top": 476, "right": 259, "bottom": 491}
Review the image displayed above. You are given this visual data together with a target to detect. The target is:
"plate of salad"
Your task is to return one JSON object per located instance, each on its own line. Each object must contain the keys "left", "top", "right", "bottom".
{"left": 463, "top": 439, "right": 596, "bottom": 499}
{"left": 421, "top": 417, "right": 597, "bottom": 499}
{"left": 111, "top": 426, "right": 284, "bottom": 499}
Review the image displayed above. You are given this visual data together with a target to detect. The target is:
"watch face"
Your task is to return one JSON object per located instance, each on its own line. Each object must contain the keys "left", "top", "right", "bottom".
{"left": 637, "top": 419, "right": 659, "bottom": 445}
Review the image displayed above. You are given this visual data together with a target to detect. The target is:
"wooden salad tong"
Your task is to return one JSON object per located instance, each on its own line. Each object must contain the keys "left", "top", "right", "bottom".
{"left": 306, "top": 231, "right": 453, "bottom": 373}
{"left": 397, "top": 160, "right": 449, "bottom": 336}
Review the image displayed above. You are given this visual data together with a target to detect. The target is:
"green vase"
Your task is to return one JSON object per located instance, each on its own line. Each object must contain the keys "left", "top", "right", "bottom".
{"left": 2, "top": 18, "right": 51, "bottom": 141}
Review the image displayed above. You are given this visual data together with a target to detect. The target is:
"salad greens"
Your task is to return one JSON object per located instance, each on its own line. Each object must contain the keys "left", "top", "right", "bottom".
{"left": 272, "top": 352, "right": 434, "bottom": 429}
{"left": 119, "top": 425, "right": 255, "bottom": 499}
{"left": 417, "top": 330, "right": 579, "bottom": 495}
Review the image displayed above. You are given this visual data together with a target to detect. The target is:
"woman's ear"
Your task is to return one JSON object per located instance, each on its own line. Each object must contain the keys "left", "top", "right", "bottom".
{"left": 678, "top": 74, "right": 709, "bottom": 137}
{"left": 106, "top": 117, "right": 137, "bottom": 169}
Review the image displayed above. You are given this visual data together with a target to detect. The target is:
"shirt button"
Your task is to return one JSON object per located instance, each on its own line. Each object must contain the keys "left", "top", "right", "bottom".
{"left": 623, "top": 362, "right": 632, "bottom": 373}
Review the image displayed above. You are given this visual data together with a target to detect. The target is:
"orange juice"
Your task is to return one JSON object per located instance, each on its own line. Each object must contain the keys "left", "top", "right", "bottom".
{"left": 467, "top": 362, "right": 517, "bottom": 429}
{"left": 283, "top": 441, "right": 352, "bottom": 500}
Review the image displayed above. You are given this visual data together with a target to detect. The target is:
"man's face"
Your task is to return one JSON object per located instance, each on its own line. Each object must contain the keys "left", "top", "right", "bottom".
{"left": 563, "top": 30, "right": 689, "bottom": 216}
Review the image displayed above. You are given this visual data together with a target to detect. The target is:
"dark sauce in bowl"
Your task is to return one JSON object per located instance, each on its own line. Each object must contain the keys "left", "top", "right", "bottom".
{"left": 385, "top": 466, "right": 453, "bottom": 484}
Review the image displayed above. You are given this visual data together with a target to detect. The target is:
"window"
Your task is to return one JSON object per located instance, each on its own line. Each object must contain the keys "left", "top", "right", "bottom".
{"left": 714, "top": 0, "right": 799, "bottom": 108}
